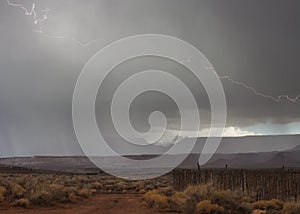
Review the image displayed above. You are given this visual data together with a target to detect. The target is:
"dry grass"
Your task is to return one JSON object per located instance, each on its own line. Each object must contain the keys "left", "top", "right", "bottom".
{"left": 0, "top": 173, "right": 171, "bottom": 208}
{"left": 0, "top": 186, "right": 6, "bottom": 202}
{"left": 252, "top": 199, "right": 283, "bottom": 211}
{"left": 143, "top": 190, "right": 170, "bottom": 210}
{"left": 1, "top": 172, "right": 299, "bottom": 213}
{"left": 12, "top": 198, "right": 30, "bottom": 208}
{"left": 283, "top": 202, "right": 300, "bottom": 214}
{"left": 169, "top": 191, "right": 186, "bottom": 211}
{"left": 143, "top": 184, "right": 300, "bottom": 214}
{"left": 195, "top": 200, "right": 224, "bottom": 214}
{"left": 78, "top": 189, "right": 89, "bottom": 198}
{"left": 252, "top": 210, "right": 266, "bottom": 214}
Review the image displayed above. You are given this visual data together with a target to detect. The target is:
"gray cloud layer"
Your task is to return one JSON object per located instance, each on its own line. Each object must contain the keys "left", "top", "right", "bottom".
{"left": 0, "top": 0, "right": 300, "bottom": 156}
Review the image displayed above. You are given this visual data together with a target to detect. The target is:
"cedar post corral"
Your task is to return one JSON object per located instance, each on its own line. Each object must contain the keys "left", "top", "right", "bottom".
{"left": 172, "top": 169, "right": 300, "bottom": 201}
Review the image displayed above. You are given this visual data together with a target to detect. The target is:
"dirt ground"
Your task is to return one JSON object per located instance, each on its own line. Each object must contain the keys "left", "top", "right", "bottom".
{"left": 0, "top": 194, "right": 174, "bottom": 214}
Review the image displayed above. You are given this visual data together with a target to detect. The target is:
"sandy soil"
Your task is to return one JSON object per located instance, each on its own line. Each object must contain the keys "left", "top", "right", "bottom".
{"left": 0, "top": 194, "right": 174, "bottom": 214}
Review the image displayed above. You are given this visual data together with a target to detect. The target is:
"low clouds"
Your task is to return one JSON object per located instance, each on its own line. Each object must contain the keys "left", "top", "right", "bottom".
{"left": 199, "top": 127, "right": 260, "bottom": 137}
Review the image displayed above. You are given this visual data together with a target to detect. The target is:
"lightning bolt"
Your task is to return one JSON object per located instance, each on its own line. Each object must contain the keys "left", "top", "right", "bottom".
{"left": 186, "top": 63, "right": 300, "bottom": 103}
{"left": 6, "top": 0, "right": 49, "bottom": 24}
{"left": 34, "top": 29, "right": 98, "bottom": 47}
{"left": 219, "top": 75, "right": 300, "bottom": 103}
{"left": 6, "top": 2, "right": 300, "bottom": 102}
{"left": 6, "top": 0, "right": 97, "bottom": 47}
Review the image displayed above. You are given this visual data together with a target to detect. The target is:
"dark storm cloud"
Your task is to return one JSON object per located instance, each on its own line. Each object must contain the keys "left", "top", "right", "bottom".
{"left": 0, "top": 0, "right": 300, "bottom": 155}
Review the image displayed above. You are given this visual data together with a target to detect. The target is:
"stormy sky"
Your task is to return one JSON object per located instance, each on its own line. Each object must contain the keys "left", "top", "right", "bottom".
{"left": 0, "top": 0, "right": 300, "bottom": 156}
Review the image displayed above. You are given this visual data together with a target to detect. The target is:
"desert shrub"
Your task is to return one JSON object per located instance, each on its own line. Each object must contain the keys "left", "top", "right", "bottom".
{"left": 78, "top": 189, "right": 89, "bottom": 198}
{"left": 104, "top": 179, "right": 116, "bottom": 185}
{"left": 253, "top": 199, "right": 283, "bottom": 211}
{"left": 17, "top": 175, "right": 37, "bottom": 191}
{"left": 13, "top": 198, "right": 30, "bottom": 208}
{"left": 252, "top": 210, "right": 266, "bottom": 214}
{"left": 195, "top": 200, "right": 224, "bottom": 214}
{"left": 270, "top": 199, "right": 283, "bottom": 210}
{"left": 283, "top": 202, "right": 300, "bottom": 214}
{"left": 63, "top": 186, "right": 78, "bottom": 196}
{"left": 158, "top": 186, "right": 174, "bottom": 197}
{"left": 141, "top": 184, "right": 259, "bottom": 213}
{"left": 0, "top": 186, "right": 6, "bottom": 202}
{"left": 132, "top": 181, "right": 144, "bottom": 191}
{"left": 241, "top": 195, "right": 256, "bottom": 203}
{"left": 181, "top": 184, "right": 214, "bottom": 214}
{"left": 48, "top": 184, "right": 67, "bottom": 202}
{"left": 0, "top": 173, "right": 171, "bottom": 207}
{"left": 11, "top": 184, "right": 26, "bottom": 198}
{"left": 92, "top": 181, "right": 103, "bottom": 190}
{"left": 90, "top": 189, "right": 97, "bottom": 194}
{"left": 139, "top": 189, "right": 146, "bottom": 194}
{"left": 145, "top": 184, "right": 155, "bottom": 191}
{"left": 116, "top": 182, "right": 128, "bottom": 192}
{"left": 28, "top": 182, "right": 73, "bottom": 204}
{"left": 68, "top": 192, "right": 77, "bottom": 202}
{"left": 105, "top": 184, "right": 114, "bottom": 192}
{"left": 238, "top": 202, "right": 253, "bottom": 214}
{"left": 0, "top": 186, "right": 6, "bottom": 195}
{"left": 210, "top": 189, "right": 239, "bottom": 211}
{"left": 30, "top": 190, "right": 53, "bottom": 205}
{"left": 143, "top": 190, "right": 170, "bottom": 210}
{"left": 169, "top": 192, "right": 186, "bottom": 211}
